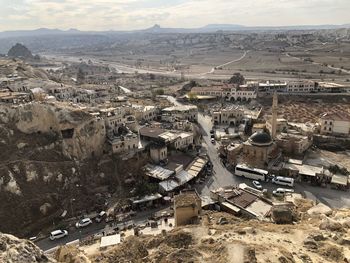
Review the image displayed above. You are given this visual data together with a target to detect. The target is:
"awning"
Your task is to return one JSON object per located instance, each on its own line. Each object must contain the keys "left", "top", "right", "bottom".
{"left": 331, "top": 174, "right": 348, "bottom": 186}
{"left": 100, "top": 234, "right": 121, "bottom": 248}
{"left": 131, "top": 193, "right": 162, "bottom": 204}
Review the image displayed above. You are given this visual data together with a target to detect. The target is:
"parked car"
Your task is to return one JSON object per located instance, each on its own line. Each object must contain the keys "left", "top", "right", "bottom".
{"left": 252, "top": 180, "right": 262, "bottom": 190}
{"left": 49, "top": 230, "right": 68, "bottom": 241}
{"left": 75, "top": 218, "right": 92, "bottom": 228}
{"left": 210, "top": 130, "right": 214, "bottom": 134}
{"left": 95, "top": 211, "right": 107, "bottom": 223}
{"left": 211, "top": 138, "right": 215, "bottom": 144}
{"left": 210, "top": 134, "right": 215, "bottom": 139}
{"left": 273, "top": 188, "right": 294, "bottom": 197}
{"left": 271, "top": 176, "right": 294, "bottom": 187}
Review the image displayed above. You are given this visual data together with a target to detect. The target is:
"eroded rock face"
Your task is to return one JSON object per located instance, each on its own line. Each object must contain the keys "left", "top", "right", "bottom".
{"left": 0, "top": 103, "right": 106, "bottom": 160}
{"left": 0, "top": 232, "right": 55, "bottom": 263}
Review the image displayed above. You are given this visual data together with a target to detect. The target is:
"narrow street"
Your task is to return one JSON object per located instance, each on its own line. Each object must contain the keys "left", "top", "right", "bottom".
{"left": 36, "top": 206, "right": 168, "bottom": 252}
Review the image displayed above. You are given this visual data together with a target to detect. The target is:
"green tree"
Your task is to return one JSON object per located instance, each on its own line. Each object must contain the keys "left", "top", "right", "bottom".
{"left": 187, "top": 92, "right": 198, "bottom": 101}
{"left": 228, "top": 73, "right": 245, "bottom": 85}
{"left": 153, "top": 88, "right": 165, "bottom": 95}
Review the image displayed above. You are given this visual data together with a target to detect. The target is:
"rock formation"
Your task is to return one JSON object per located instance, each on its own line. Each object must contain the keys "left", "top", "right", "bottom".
{"left": 0, "top": 233, "right": 55, "bottom": 263}
{"left": 7, "top": 43, "right": 34, "bottom": 59}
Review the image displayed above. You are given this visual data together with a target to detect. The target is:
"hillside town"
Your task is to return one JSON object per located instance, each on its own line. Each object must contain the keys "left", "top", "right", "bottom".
{"left": 1, "top": 24, "right": 350, "bottom": 261}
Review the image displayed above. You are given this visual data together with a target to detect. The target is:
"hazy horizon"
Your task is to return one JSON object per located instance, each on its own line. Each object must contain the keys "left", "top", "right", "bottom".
{"left": 0, "top": 0, "right": 349, "bottom": 32}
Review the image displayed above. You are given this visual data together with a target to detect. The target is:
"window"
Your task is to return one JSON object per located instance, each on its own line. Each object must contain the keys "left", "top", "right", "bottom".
{"left": 325, "top": 121, "right": 327, "bottom": 124}
{"left": 329, "top": 127, "right": 331, "bottom": 131}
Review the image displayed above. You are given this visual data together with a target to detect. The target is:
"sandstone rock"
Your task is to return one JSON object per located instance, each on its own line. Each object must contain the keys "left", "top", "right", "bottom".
{"left": 338, "top": 235, "right": 350, "bottom": 246}
{"left": 307, "top": 203, "right": 332, "bottom": 216}
{"left": 298, "top": 253, "right": 312, "bottom": 263}
{"left": 271, "top": 205, "right": 296, "bottom": 224}
{"left": 319, "top": 217, "right": 344, "bottom": 232}
{"left": 244, "top": 247, "right": 257, "bottom": 263}
{"left": 242, "top": 227, "right": 256, "bottom": 234}
{"left": 307, "top": 232, "right": 326, "bottom": 241}
{"left": 17, "top": 142, "right": 27, "bottom": 149}
{"left": 39, "top": 203, "right": 52, "bottom": 215}
{"left": 303, "top": 239, "right": 318, "bottom": 250}
{"left": 0, "top": 233, "right": 55, "bottom": 262}
{"left": 54, "top": 245, "right": 91, "bottom": 263}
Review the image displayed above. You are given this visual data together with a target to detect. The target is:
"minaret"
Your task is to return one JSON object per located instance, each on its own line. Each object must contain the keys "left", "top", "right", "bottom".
{"left": 271, "top": 91, "right": 278, "bottom": 139}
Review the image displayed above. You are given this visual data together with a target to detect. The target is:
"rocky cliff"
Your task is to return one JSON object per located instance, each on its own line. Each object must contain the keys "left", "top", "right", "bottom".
{"left": 0, "top": 102, "right": 106, "bottom": 160}
{"left": 0, "top": 102, "right": 111, "bottom": 236}
{"left": 0, "top": 233, "right": 55, "bottom": 262}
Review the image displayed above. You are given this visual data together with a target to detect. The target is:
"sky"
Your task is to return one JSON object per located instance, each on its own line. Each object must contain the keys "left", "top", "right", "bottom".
{"left": 0, "top": 0, "right": 349, "bottom": 31}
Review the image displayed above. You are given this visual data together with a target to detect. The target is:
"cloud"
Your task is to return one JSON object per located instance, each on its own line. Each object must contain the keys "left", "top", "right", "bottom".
{"left": 0, "top": 0, "right": 349, "bottom": 31}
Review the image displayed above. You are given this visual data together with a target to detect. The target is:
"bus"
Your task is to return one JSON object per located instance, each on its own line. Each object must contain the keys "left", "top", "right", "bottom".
{"left": 234, "top": 164, "right": 268, "bottom": 181}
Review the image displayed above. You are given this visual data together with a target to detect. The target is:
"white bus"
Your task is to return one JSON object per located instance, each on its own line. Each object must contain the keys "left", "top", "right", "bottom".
{"left": 235, "top": 164, "right": 268, "bottom": 181}
{"left": 272, "top": 176, "right": 294, "bottom": 187}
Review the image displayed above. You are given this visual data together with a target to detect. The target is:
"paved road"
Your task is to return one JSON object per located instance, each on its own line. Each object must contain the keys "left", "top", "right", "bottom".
{"left": 36, "top": 206, "right": 168, "bottom": 252}
{"left": 167, "top": 96, "right": 350, "bottom": 208}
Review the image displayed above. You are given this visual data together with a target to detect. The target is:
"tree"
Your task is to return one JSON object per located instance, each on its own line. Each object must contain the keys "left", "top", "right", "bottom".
{"left": 228, "top": 73, "right": 245, "bottom": 85}
{"left": 187, "top": 92, "right": 198, "bottom": 101}
{"left": 153, "top": 88, "right": 164, "bottom": 96}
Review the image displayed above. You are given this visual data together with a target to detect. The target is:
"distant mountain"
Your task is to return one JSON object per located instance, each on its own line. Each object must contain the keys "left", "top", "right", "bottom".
{"left": 7, "top": 43, "right": 33, "bottom": 59}
{"left": 0, "top": 28, "right": 84, "bottom": 39}
{"left": 0, "top": 23, "right": 349, "bottom": 39}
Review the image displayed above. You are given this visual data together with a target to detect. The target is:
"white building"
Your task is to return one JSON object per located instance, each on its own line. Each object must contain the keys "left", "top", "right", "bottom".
{"left": 212, "top": 106, "right": 244, "bottom": 125}
{"left": 162, "top": 105, "right": 198, "bottom": 122}
{"left": 287, "top": 81, "right": 315, "bottom": 93}
{"left": 191, "top": 83, "right": 257, "bottom": 102}
{"left": 132, "top": 105, "right": 157, "bottom": 122}
{"left": 109, "top": 132, "right": 139, "bottom": 154}
{"left": 258, "top": 80, "right": 316, "bottom": 93}
{"left": 174, "top": 132, "right": 194, "bottom": 150}
{"left": 320, "top": 112, "right": 350, "bottom": 136}
{"left": 100, "top": 107, "right": 125, "bottom": 133}
{"left": 266, "top": 118, "right": 288, "bottom": 135}
{"left": 150, "top": 145, "right": 168, "bottom": 163}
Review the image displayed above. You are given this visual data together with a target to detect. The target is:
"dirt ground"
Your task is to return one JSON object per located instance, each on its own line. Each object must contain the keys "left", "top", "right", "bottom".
{"left": 75, "top": 204, "right": 350, "bottom": 263}
{"left": 260, "top": 95, "right": 350, "bottom": 123}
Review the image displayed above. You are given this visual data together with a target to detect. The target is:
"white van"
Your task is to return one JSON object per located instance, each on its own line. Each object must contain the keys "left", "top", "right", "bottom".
{"left": 272, "top": 176, "right": 294, "bottom": 187}
{"left": 273, "top": 188, "right": 294, "bottom": 197}
{"left": 49, "top": 229, "right": 68, "bottom": 241}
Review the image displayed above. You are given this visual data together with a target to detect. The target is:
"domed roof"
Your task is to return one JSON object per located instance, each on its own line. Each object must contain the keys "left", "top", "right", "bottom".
{"left": 249, "top": 131, "right": 272, "bottom": 146}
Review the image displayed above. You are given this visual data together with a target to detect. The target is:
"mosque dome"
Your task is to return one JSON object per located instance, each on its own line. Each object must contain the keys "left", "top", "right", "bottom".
{"left": 249, "top": 131, "right": 273, "bottom": 146}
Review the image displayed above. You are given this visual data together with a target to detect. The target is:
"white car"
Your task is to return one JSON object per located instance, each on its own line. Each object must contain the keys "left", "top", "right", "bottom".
{"left": 95, "top": 211, "right": 107, "bottom": 223}
{"left": 211, "top": 138, "right": 215, "bottom": 144}
{"left": 273, "top": 188, "right": 294, "bottom": 197}
{"left": 252, "top": 180, "right": 262, "bottom": 190}
{"left": 75, "top": 218, "right": 92, "bottom": 228}
{"left": 49, "top": 230, "right": 68, "bottom": 241}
